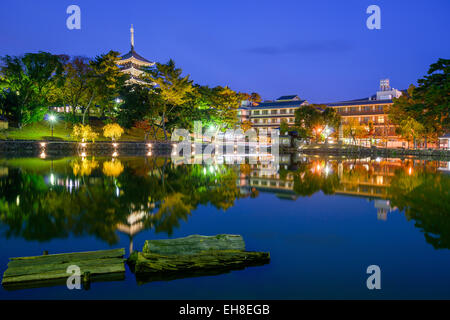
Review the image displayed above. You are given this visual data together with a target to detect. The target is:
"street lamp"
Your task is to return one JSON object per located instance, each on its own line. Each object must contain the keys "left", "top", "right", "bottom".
{"left": 48, "top": 114, "right": 56, "bottom": 139}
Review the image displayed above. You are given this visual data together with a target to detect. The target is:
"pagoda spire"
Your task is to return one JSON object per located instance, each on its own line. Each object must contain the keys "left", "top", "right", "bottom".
{"left": 130, "top": 24, "right": 135, "bottom": 50}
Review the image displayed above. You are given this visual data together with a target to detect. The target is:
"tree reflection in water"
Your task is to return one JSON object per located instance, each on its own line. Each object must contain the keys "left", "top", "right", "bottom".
{"left": 0, "top": 156, "right": 448, "bottom": 250}
{"left": 0, "top": 157, "right": 248, "bottom": 249}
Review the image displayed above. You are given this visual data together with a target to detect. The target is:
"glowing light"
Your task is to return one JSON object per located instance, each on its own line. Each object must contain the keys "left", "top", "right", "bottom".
{"left": 16, "top": 196, "right": 20, "bottom": 206}
{"left": 49, "top": 114, "right": 56, "bottom": 122}
{"left": 112, "top": 143, "right": 118, "bottom": 148}
{"left": 50, "top": 173, "right": 55, "bottom": 185}
{"left": 81, "top": 152, "right": 86, "bottom": 157}
{"left": 112, "top": 151, "right": 118, "bottom": 157}
{"left": 40, "top": 152, "right": 46, "bottom": 159}
{"left": 147, "top": 151, "right": 152, "bottom": 156}
{"left": 81, "top": 143, "right": 87, "bottom": 148}
{"left": 40, "top": 142, "right": 46, "bottom": 147}
{"left": 147, "top": 143, "right": 152, "bottom": 148}
{"left": 408, "top": 167, "right": 413, "bottom": 175}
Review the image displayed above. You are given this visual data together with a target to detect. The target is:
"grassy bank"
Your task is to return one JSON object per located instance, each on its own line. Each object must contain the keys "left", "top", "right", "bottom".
{"left": 0, "top": 120, "right": 151, "bottom": 141}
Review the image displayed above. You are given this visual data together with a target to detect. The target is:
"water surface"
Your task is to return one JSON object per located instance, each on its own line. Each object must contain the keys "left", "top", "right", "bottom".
{"left": 0, "top": 155, "right": 449, "bottom": 299}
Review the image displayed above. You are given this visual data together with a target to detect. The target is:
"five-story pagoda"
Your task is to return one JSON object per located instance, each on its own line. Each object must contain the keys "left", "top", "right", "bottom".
{"left": 117, "top": 24, "right": 154, "bottom": 84}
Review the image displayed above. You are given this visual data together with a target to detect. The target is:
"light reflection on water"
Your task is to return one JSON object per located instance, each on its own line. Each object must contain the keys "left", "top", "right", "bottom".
{"left": 0, "top": 155, "right": 449, "bottom": 299}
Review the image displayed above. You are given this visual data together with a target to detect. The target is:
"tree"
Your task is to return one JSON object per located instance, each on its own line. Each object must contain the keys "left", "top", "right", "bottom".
{"left": 142, "top": 59, "right": 194, "bottom": 140}
{"left": 250, "top": 92, "right": 262, "bottom": 106}
{"left": 0, "top": 52, "right": 63, "bottom": 127}
{"left": 102, "top": 123, "right": 124, "bottom": 142}
{"left": 342, "top": 117, "right": 368, "bottom": 145}
{"left": 49, "top": 55, "right": 91, "bottom": 121}
{"left": 212, "top": 86, "right": 241, "bottom": 130}
{"left": 397, "top": 117, "right": 425, "bottom": 149}
{"left": 240, "top": 120, "right": 253, "bottom": 132}
{"left": 390, "top": 85, "right": 428, "bottom": 147}
{"left": 322, "top": 107, "right": 341, "bottom": 142}
{"left": 409, "top": 58, "right": 450, "bottom": 137}
{"left": 391, "top": 59, "right": 450, "bottom": 147}
{"left": 279, "top": 119, "right": 290, "bottom": 135}
{"left": 294, "top": 105, "right": 323, "bottom": 141}
{"left": 82, "top": 51, "right": 127, "bottom": 124}
{"left": 71, "top": 124, "right": 99, "bottom": 143}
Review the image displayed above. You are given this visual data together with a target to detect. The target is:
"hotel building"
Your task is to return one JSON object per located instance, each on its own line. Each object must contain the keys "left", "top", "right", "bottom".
{"left": 246, "top": 95, "right": 309, "bottom": 132}
{"left": 326, "top": 79, "right": 404, "bottom": 147}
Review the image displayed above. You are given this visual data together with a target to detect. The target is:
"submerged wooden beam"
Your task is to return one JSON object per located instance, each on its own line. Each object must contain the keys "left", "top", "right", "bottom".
{"left": 132, "top": 250, "right": 270, "bottom": 274}
{"left": 130, "top": 234, "right": 270, "bottom": 277}
{"left": 143, "top": 234, "right": 246, "bottom": 255}
{"left": 2, "top": 248, "right": 125, "bottom": 288}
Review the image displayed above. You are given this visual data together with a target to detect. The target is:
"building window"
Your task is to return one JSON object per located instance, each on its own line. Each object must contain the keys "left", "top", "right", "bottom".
{"left": 262, "top": 110, "right": 268, "bottom": 115}
{"left": 271, "top": 110, "right": 278, "bottom": 115}
{"left": 253, "top": 110, "right": 260, "bottom": 115}
{"left": 378, "top": 116, "right": 385, "bottom": 124}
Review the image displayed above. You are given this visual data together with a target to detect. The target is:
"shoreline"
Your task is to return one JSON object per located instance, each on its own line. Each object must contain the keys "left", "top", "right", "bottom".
{"left": 294, "top": 144, "right": 450, "bottom": 160}
{"left": 1, "top": 140, "right": 449, "bottom": 160}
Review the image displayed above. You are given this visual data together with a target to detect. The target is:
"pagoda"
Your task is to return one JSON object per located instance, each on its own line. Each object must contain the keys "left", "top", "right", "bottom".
{"left": 117, "top": 24, "right": 154, "bottom": 84}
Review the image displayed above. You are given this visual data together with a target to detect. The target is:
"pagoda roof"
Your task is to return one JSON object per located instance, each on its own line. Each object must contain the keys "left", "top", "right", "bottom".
{"left": 119, "top": 48, "right": 152, "bottom": 64}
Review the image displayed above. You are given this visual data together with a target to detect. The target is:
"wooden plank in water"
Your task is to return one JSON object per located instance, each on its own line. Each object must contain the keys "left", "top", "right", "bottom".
{"left": 143, "top": 234, "right": 246, "bottom": 255}
{"left": 133, "top": 250, "right": 270, "bottom": 274}
{"left": 1, "top": 248, "right": 125, "bottom": 286}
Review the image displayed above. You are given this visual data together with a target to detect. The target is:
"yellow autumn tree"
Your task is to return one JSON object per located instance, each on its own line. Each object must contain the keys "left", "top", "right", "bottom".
{"left": 102, "top": 123, "right": 124, "bottom": 142}
{"left": 72, "top": 124, "right": 99, "bottom": 143}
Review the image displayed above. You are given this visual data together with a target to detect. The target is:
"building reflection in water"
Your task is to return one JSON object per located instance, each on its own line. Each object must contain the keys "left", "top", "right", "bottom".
{"left": 237, "top": 155, "right": 447, "bottom": 221}
{"left": 0, "top": 155, "right": 447, "bottom": 250}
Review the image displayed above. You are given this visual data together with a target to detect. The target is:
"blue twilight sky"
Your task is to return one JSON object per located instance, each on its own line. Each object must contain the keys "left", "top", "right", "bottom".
{"left": 0, "top": 0, "right": 449, "bottom": 103}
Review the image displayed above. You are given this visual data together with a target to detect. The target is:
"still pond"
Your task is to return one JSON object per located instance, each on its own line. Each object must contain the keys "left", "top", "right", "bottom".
{"left": 0, "top": 154, "right": 449, "bottom": 299}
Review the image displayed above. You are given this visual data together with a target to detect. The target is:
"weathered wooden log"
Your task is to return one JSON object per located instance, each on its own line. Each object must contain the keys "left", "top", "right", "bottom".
{"left": 142, "top": 234, "right": 246, "bottom": 255}
{"left": 1, "top": 248, "right": 125, "bottom": 288}
{"left": 128, "top": 234, "right": 270, "bottom": 279}
{"left": 133, "top": 250, "right": 270, "bottom": 274}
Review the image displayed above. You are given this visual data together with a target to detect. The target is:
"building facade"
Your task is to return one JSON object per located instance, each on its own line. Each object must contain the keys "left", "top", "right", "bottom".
{"left": 247, "top": 95, "right": 308, "bottom": 132}
{"left": 326, "top": 79, "right": 405, "bottom": 147}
